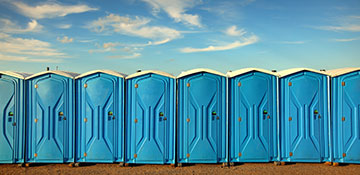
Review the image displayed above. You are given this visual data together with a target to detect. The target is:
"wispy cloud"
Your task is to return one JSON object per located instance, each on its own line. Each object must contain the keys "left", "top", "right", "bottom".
{"left": 0, "top": 53, "right": 61, "bottom": 63}
{"left": 88, "top": 14, "right": 181, "bottom": 42}
{"left": 57, "top": 36, "right": 73, "bottom": 43}
{"left": 11, "top": 1, "right": 98, "bottom": 19}
{"left": 57, "top": 24, "right": 72, "bottom": 29}
{"left": 224, "top": 25, "right": 247, "bottom": 37}
{"left": 0, "top": 18, "right": 43, "bottom": 33}
{"left": 107, "top": 53, "right": 141, "bottom": 59}
{"left": 317, "top": 25, "right": 360, "bottom": 32}
{"left": 0, "top": 33, "right": 66, "bottom": 62}
{"left": 280, "top": 41, "right": 306, "bottom": 44}
{"left": 142, "top": 0, "right": 202, "bottom": 27}
{"left": 181, "top": 25, "right": 259, "bottom": 53}
{"left": 316, "top": 16, "right": 360, "bottom": 32}
{"left": 333, "top": 38, "right": 359, "bottom": 42}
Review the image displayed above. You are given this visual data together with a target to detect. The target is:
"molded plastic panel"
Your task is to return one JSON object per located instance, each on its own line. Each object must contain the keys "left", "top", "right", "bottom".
{"left": 229, "top": 72, "right": 277, "bottom": 162}
{"left": 76, "top": 73, "right": 124, "bottom": 163}
{"left": 26, "top": 73, "right": 74, "bottom": 163}
{"left": 0, "top": 75, "right": 25, "bottom": 163}
{"left": 332, "top": 71, "right": 360, "bottom": 163}
{"left": 280, "top": 71, "right": 330, "bottom": 162}
{"left": 125, "top": 73, "right": 175, "bottom": 164}
{"left": 178, "top": 73, "right": 227, "bottom": 163}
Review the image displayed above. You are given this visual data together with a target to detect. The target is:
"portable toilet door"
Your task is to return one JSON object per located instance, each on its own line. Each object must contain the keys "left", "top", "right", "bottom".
{"left": 177, "top": 68, "right": 227, "bottom": 164}
{"left": 75, "top": 70, "right": 125, "bottom": 163}
{"left": 25, "top": 71, "right": 78, "bottom": 163}
{"left": 329, "top": 68, "right": 360, "bottom": 164}
{"left": 125, "top": 70, "right": 175, "bottom": 164}
{"left": 227, "top": 68, "right": 278, "bottom": 163}
{"left": 0, "top": 71, "right": 29, "bottom": 164}
{"left": 278, "top": 68, "right": 330, "bottom": 163}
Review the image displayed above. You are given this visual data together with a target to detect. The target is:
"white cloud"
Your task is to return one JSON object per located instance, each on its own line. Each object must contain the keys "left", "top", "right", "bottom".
{"left": 0, "top": 33, "right": 66, "bottom": 62}
{"left": 107, "top": 53, "right": 141, "bottom": 59}
{"left": 181, "top": 26, "right": 259, "bottom": 53}
{"left": 317, "top": 25, "right": 360, "bottom": 32}
{"left": 0, "top": 18, "right": 43, "bottom": 33}
{"left": 57, "top": 36, "right": 73, "bottom": 43}
{"left": 224, "top": 25, "right": 247, "bottom": 37}
{"left": 280, "top": 41, "right": 306, "bottom": 44}
{"left": 333, "top": 38, "right": 359, "bottom": 42}
{"left": 88, "top": 14, "right": 181, "bottom": 41}
{"left": 11, "top": 1, "right": 98, "bottom": 19}
{"left": 142, "top": 0, "right": 202, "bottom": 27}
{"left": 316, "top": 16, "right": 360, "bottom": 32}
{"left": 57, "top": 24, "right": 72, "bottom": 29}
{"left": 0, "top": 53, "right": 60, "bottom": 63}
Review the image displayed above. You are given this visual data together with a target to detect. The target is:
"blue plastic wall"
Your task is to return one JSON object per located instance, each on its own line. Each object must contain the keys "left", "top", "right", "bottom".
{"left": 75, "top": 73, "right": 124, "bottom": 163}
{"left": 332, "top": 71, "right": 360, "bottom": 164}
{"left": 26, "top": 73, "right": 74, "bottom": 163}
{"left": 279, "top": 71, "right": 330, "bottom": 162}
{"left": 125, "top": 73, "right": 175, "bottom": 164}
{"left": 177, "top": 72, "right": 227, "bottom": 163}
{"left": 0, "top": 74, "right": 25, "bottom": 163}
{"left": 229, "top": 71, "right": 278, "bottom": 162}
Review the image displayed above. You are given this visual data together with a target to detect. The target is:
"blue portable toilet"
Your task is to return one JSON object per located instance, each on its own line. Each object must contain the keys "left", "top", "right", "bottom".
{"left": 25, "top": 71, "right": 79, "bottom": 163}
{"left": 328, "top": 68, "right": 360, "bottom": 164}
{"left": 227, "top": 68, "right": 278, "bottom": 163}
{"left": 177, "top": 68, "right": 227, "bottom": 165}
{"left": 125, "top": 70, "right": 176, "bottom": 164}
{"left": 0, "top": 71, "right": 30, "bottom": 164}
{"left": 75, "top": 70, "right": 126, "bottom": 164}
{"left": 278, "top": 68, "right": 330, "bottom": 163}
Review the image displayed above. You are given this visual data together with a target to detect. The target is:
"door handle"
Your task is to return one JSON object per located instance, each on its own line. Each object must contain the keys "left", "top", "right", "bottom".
{"left": 314, "top": 110, "right": 319, "bottom": 119}
{"left": 58, "top": 111, "right": 66, "bottom": 121}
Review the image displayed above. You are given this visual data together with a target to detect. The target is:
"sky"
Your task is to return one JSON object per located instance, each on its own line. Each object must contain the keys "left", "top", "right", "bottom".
{"left": 0, "top": 0, "right": 359, "bottom": 76}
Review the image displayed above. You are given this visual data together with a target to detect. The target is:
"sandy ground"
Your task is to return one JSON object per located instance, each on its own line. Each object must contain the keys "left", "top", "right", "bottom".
{"left": 1, "top": 162, "right": 360, "bottom": 175}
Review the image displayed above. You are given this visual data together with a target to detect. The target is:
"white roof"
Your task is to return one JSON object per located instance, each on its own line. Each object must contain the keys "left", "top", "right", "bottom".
{"left": 75, "top": 70, "right": 127, "bottom": 79}
{"left": 25, "top": 71, "right": 79, "bottom": 80}
{"left": 126, "top": 70, "right": 175, "bottom": 79}
{"left": 227, "top": 68, "right": 278, "bottom": 78}
{"left": 326, "top": 68, "right": 360, "bottom": 77}
{"left": 0, "top": 71, "right": 31, "bottom": 79}
{"left": 278, "top": 68, "right": 329, "bottom": 78}
{"left": 177, "top": 68, "right": 225, "bottom": 78}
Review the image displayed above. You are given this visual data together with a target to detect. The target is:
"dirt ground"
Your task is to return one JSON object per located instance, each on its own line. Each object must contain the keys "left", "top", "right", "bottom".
{"left": 1, "top": 162, "right": 360, "bottom": 175}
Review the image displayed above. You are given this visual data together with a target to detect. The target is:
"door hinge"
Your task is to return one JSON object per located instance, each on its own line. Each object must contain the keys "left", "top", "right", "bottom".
{"left": 84, "top": 118, "right": 88, "bottom": 122}
{"left": 238, "top": 152, "right": 242, "bottom": 157}
{"left": 34, "top": 84, "right": 38, "bottom": 88}
{"left": 134, "top": 118, "right": 138, "bottom": 123}
{"left": 288, "top": 82, "right": 292, "bottom": 86}
{"left": 289, "top": 117, "right": 292, "bottom": 121}
{"left": 342, "top": 117, "right": 345, "bottom": 121}
{"left": 134, "top": 154, "right": 138, "bottom": 158}
{"left": 238, "top": 82, "right": 241, "bottom": 87}
{"left": 186, "top": 153, "right": 190, "bottom": 158}
{"left": 289, "top": 152, "right": 293, "bottom": 156}
{"left": 187, "top": 83, "right": 190, "bottom": 87}
{"left": 84, "top": 83, "right": 88, "bottom": 88}
{"left": 238, "top": 117, "right": 242, "bottom": 122}
{"left": 34, "top": 153, "right": 38, "bottom": 157}
{"left": 84, "top": 153, "right": 87, "bottom": 157}
{"left": 186, "top": 118, "right": 190, "bottom": 122}
{"left": 134, "top": 84, "right": 138, "bottom": 88}
{"left": 342, "top": 82, "right": 345, "bottom": 86}
{"left": 34, "top": 118, "right": 38, "bottom": 123}
{"left": 343, "top": 153, "right": 346, "bottom": 157}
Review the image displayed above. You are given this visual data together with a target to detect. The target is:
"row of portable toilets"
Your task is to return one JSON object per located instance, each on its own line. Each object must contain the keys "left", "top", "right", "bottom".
{"left": 0, "top": 68, "right": 359, "bottom": 166}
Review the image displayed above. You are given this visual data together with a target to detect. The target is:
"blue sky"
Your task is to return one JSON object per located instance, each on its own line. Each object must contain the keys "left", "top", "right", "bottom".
{"left": 0, "top": 0, "right": 359, "bottom": 75}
